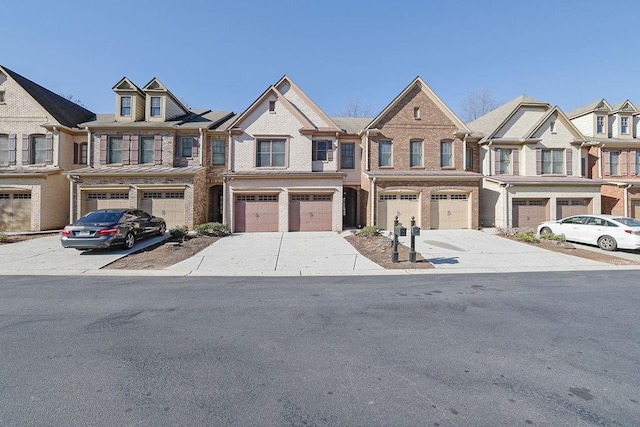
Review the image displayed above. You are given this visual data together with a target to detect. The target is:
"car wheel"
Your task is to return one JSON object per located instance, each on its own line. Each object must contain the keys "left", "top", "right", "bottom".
{"left": 597, "top": 235, "right": 617, "bottom": 251}
{"left": 157, "top": 222, "right": 166, "bottom": 236}
{"left": 539, "top": 227, "right": 552, "bottom": 235}
{"left": 123, "top": 232, "right": 136, "bottom": 250}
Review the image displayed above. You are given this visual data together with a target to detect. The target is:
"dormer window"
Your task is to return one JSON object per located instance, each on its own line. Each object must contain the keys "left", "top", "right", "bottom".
{"left": 150, "top": 96, "right": 161, "bottom": 117}
{"left": 621, "top": 117, "right": 629, "bottom": 134}
{"left": 120, "top": 96, "right": 131, "bottom": 116}
{"left": 596, "top": 116, "right": 605, "bottom": 134}
{"left": 269, "top": 101, "right": 276, "bottom": 113}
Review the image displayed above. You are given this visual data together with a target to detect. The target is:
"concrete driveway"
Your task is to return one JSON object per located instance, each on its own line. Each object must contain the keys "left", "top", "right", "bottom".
{"left": 0, "top": 233, "right": 168, "bottom": 275}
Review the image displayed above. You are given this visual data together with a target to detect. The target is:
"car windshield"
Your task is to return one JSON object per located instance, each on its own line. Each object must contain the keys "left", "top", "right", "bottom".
{"left": 77, "top": 211, "right": 122, "bottom": 224}
{"left": 613, "top": 217, "right": 640, "bottom": 227}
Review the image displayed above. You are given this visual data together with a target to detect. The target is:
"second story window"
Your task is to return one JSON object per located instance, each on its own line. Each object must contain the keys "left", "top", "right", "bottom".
{"left": 31, "top": 135, "right": 47, "bottom": 164}
{"left": 596, "top": 116, "right": 605, "bottom": 134}
{"left": 0, "top": 134, "right": 10, "bottom": 165}
{"left": 498, "top": 148, "right": 512, "bottom": 174}
{"left": 465, "top": 147, "right": 473, "bottom": 170}
{"left": 108, "top": 136, "right": 123, "bottom": 163}
{"left": 140, "top": 137, "right": 154, "bottom": 164}
{"left": 212, "top": 140, "right": 225, "bottom": 165}
{"left": 379, "top": 141, "right": 392, "bottom": 167}
{"left": 181, "top": 137, "right": 194, "bottom": 158}
{"left": 610, "top": 151, "right": 620, "bottom": 175}
{"left": 621, "top": 117, "right": 629, "bottom": 134}
{"left": 541, "top": 149, "right": 564, "bottom": 174}
{"left": 150, "top": 97, "right": 161, "bottom": 117}
{"left": 410, "top": 140, "right": 422, "bottom": 167}
{"left": 636, "top": 151, "right": 640, "bottom": 175}
{"left": 120, "top": 96, "right": 131, "bottom": 116}
{"left": 440, "top": 140, "right": 453, "bottom": 167}
{"left": 257, "top": 139, "right": 285, "bottom": 167}
{"left": 73, "top": 142, "right": 87, "bottom": 165}
{"left": 312, "top": 140, "right": 332, "bottom": 161}
{"left": 341, "top": 143, "right": 354, "bottom": 169}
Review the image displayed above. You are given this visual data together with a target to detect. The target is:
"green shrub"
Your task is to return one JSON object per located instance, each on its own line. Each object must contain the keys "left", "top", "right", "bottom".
{"left": 170, "top": 225, "right": 189, "bottom": 239}
{"left": 540, "top": 232, "right": 566, "bottom": 243}
{"left": 355, "top": 226, "right": 379, "bottom": 237}
{"left": 193, "top": 222, "right": 229, "bottom": 236}
{"left": 515, "top": 230, "right": 540, "bottom": 243}
{"left": 0, "top": 233, "right": 10, "bottom": 243}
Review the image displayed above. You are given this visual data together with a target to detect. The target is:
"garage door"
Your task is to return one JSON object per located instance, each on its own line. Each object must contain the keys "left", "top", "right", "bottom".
{"left": 141, "top": 192, "right": 185, "bottom": 229}
{"left": 632, "top": 200, "right": 640, "bottom": 219}
{"left": 289, "top": 194, "right": 332, "bottom": 231}
{"left": 557, "top": 199, "right": 589, "bottom": 219}
{"left": 430, "top": 194, "right": 469, "bottom": 229}
{"left": 83, "top": 192, "right": 130, "bottom": 215}
{"left": 378, "top": 194, "right": 419, "bottom": 230}
{"left": 0, "top": 192, "right": 31, "bottom": 231}
{"left": 512, "top": 199, "right": 548, "bottom": 229}
{"left": 235, "top": 195, "right": 278, "bottom": 232}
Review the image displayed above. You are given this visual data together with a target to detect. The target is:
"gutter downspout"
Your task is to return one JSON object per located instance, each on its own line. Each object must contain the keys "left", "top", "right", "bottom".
{"left": 503, "top": 183, "right": 512, "bottom": 228}
{"left": 365, "top": 130, "right": 370, "bottom": 171}
{"left": 370, "top": 177, "right": 376, "bottom": 226}
{"left": 624, "top": 183, "right": 633, "bottom": 217}
{"left": 462, "top": 134, "right": 468, "bottom": 170}
{"left": 486, "top": 141, "right": 493, "bottom": 176}
{"left": 66, "top": 174, "right": 74, "bottom": 224}
{"left": 598, "top": 144, "right": 605, "bottom": 179}
{"left": 198, "top": 128, "right": 205, "bottom": 166}
{"left": 228, "top": 130, "right": 234, "bottom": 172}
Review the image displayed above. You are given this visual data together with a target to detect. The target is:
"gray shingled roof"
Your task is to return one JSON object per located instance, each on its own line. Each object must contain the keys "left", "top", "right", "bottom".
{"left": 1, "top": 65, "right": 95, "bottom": 128}
{"left": 80, "top": 111, "right": 234, "bottom": 130}
{"left": 364, "top": 170, "right": 482, "bottom": 178}
{"left": 566, "top": 99, "right": 608, "bottom": 119}
{"left": 330, "top": 117, "right": 372, "bottom": 134}
{"left": 66, "top": 165, "right": 204, "bottom": 175}
{"left": 466, "top": 95, "right": 548, "bottom": 142}
{"left": 485, "top": 175, "right": 604, "bottom": 186}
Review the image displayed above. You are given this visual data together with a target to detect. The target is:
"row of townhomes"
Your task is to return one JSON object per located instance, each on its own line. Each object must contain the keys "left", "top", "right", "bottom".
{"left": 2, "top": 64, "right": 640, "bottom": 233}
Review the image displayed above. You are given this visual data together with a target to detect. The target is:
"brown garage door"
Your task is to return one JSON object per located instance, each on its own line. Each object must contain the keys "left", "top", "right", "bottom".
{"left": 378, "top": 194, "right": 419, "bottom": 230}
{"left": 512, "top": 199, "right": 548, "bottom": 229}
{"left": 83, "top": 192, "right": 130, "bottom": 215}
{"left": 235, "top": 195, "right": 279, "bottom": 232}
{"left": 289, "top": 194, "right": 332, "bottom": 231}
{"left": 141, "top": 192, "right": 185, "bottom": 229}
{"left": 430, "top": 194, "right": 469, "bottom": 229}
{"left": 557, "top": 199, "right": 589, "bottom": 219}
{"left": 0, "top": 192, "right": 31, "bottom": 231}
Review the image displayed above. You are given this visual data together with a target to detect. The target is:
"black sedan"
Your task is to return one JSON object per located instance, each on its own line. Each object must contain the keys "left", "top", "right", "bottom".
{"left": 61, "top": 209, "right": 166, "bottom": 250}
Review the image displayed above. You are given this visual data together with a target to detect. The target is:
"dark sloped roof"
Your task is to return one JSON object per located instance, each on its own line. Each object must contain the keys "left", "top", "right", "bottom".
{"left": 2, "top": 65, "right": 95, "bottom": 128}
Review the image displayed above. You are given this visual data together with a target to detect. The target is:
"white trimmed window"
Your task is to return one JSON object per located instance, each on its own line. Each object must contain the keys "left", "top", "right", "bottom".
{"left": 541, "top": 149, "right": 564, "bottom": 174}
{"left": 212, "top": 140, "right": 225, "bottom": 165}
{"left": 312, "top": 140, "right": 332, "bottom": 161}
{"left": 379, "top": 141, "right": 392, "bottom": 167}
{"left": 410, "top": 140, "right": 422, "bottom": 167}
{"left": 596, "top": 116, "right": 605, "bottom": 134}
{"left": 610, "top": 151, "right": 620, "bottom": 175}
{"left": 465, "top": 147, "right": 473, "bottom": 170}
{"left": 150, "top": 96, "right": 161, "bottom": 117}
{"left": 31, "top": 135, "right": 47, "bottom": 164}
{"left": 108, "top": 136, "right": 123, "bottom": 163}
{"left": 120, "top": 96, "right": 131, "bottom": 116}
{"left": 257, "top": 139, "right": 285, "bottom": 167}
{"left": 140, "top": 137, "right": 154, "bottom": 164}
{"left": 181, "top": 137, "right": 194, "bottom": 157}
{"left": 341, "top": 143, "right": 354, "bottom": 169}
{"left": 499, "top": 149, "right": 512, "bottom": 174}
{"left": 0, "top": 134, "right": 9, "bottom": 165}
{"left": 440, "top": 140, "right": 453, "bottom": 167}
{"left": 621, "top": 117, "right": 629, "bottom": 134}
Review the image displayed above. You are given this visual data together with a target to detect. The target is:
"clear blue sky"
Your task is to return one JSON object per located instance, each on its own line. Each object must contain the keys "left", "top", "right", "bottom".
{"left": 3, "top": 0, "right": 639, "bottom": 120}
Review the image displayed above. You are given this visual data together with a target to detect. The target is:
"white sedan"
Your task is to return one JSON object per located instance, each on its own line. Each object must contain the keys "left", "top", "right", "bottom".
{"left": 537, "top": 214, "right": 640, "bottom": 251}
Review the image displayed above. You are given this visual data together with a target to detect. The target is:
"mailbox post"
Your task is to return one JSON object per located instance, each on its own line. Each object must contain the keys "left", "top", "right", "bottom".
{"left": 409, "top": 216, "right": 417, "bottom": 263}
{"left": 392, "top": 215, "right": 407, "bottom": 263}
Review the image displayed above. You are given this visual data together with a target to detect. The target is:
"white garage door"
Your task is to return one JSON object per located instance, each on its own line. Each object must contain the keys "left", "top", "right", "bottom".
{"left": 378, "top": 194, "right": 419, "bottom": 230}
{"left": 83, "top": 192, "right": 130, "bottom": 216}
{"left": 289, "top": 194, "right": 332, "bottom": 231}
{"left": 0, "top": 192, "right": 32, "bottom": 231}
{"left": 141, "top": 192, "right": 185, "bottom": 229}
{"left": 235, "top": 194, "right": 279, "bottom": 232}
{"left": 430, "top": 194, "right": 469, "bottom": 229}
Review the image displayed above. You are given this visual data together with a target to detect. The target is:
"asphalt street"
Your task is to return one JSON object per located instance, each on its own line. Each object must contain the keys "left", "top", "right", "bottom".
{"left": 1, "top": 272, "right": 639, "bottom": 426}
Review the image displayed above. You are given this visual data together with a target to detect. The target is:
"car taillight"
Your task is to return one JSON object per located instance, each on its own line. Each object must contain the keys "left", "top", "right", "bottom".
{"left": 625, "top": 229, "right": 640, "bottom": 235}
{"left": 61, "top": 227, "right": 71, "bottom": 237}
{"left": 97, "top": 227, "right": 118, "bottom": 236}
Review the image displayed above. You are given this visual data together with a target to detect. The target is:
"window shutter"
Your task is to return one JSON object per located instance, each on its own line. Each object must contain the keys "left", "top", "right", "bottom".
{"left": 494, "top": 148, "right": 501, "bottom": 175}
{"left": 99, "top": 135, "right": 107, "bottom": 164}
{"left": 603, "top": 150, "right": 610, "bottom": 176}
{"left": 122, "top": 135, "right": 131, "bottom": 165}
{"left": 631, "top": 150, "right": 637, "bottom": 175}
{"left": 22, "top": 134, "right": 30, "bottom": 164}
{"left": 621, "top": 150, "right": 628, "bottom": 175}
{"left": 154, "top": 135, "right": 162, "bottom": 165}
{"left": 45, "top": 133, "right": 53, "bottom": 164}
{"left": 130, "top": 135, "right": 139, "bottom": 165}
{"left": 192, "top": 137, "right": 199, "bottom": 157}
{"left": 73, "top": 142, "right": 78, "bottom": 164}
{"left": 512, "top": 149, "right": 519, "bottom": 176}
{"left": 9, "top": 134, "right": 16, "bottom": 165}
{"left": 566, "top": 148, "right": 573, "bottom": 176}
{"left": 535, "top": 149, "right": 542, "bottom": 175}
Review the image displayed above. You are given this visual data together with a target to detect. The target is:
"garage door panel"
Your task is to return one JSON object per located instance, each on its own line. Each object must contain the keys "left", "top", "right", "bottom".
{"left": 378, "top": 194, "right": 419, "bottom": 230}
{"left": 513, "top": 199, "right": 547, "bottom": 228}
{"left": 142, "top": 192, "right": 185, "bottom": 229}
{"left": 430, "top": 194, "right": 468, "bottom": 229}
{"left": 290, "top": 195, "right": 332, "bottom": 231}
{"left": 632, "top": 200, "right": 640, "bottom": 219}
{"left": 557, "top": 199, "right": 589, "bottom": 218}
{"left": 0, "top": 193, "right": 31, "bottom": 231}
{"left": 83, "top": 192, "right": 130, "bottom": 216}
{"left": 235, "top": 195, "right": 278, "bottom": 232}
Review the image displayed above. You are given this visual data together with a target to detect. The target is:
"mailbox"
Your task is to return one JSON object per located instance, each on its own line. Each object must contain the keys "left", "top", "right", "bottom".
{"left": 411, "top": 226, "right": 421, "bottom": 236}
{"left": 394, "top": 225, "right": 407, "bottom": 236}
